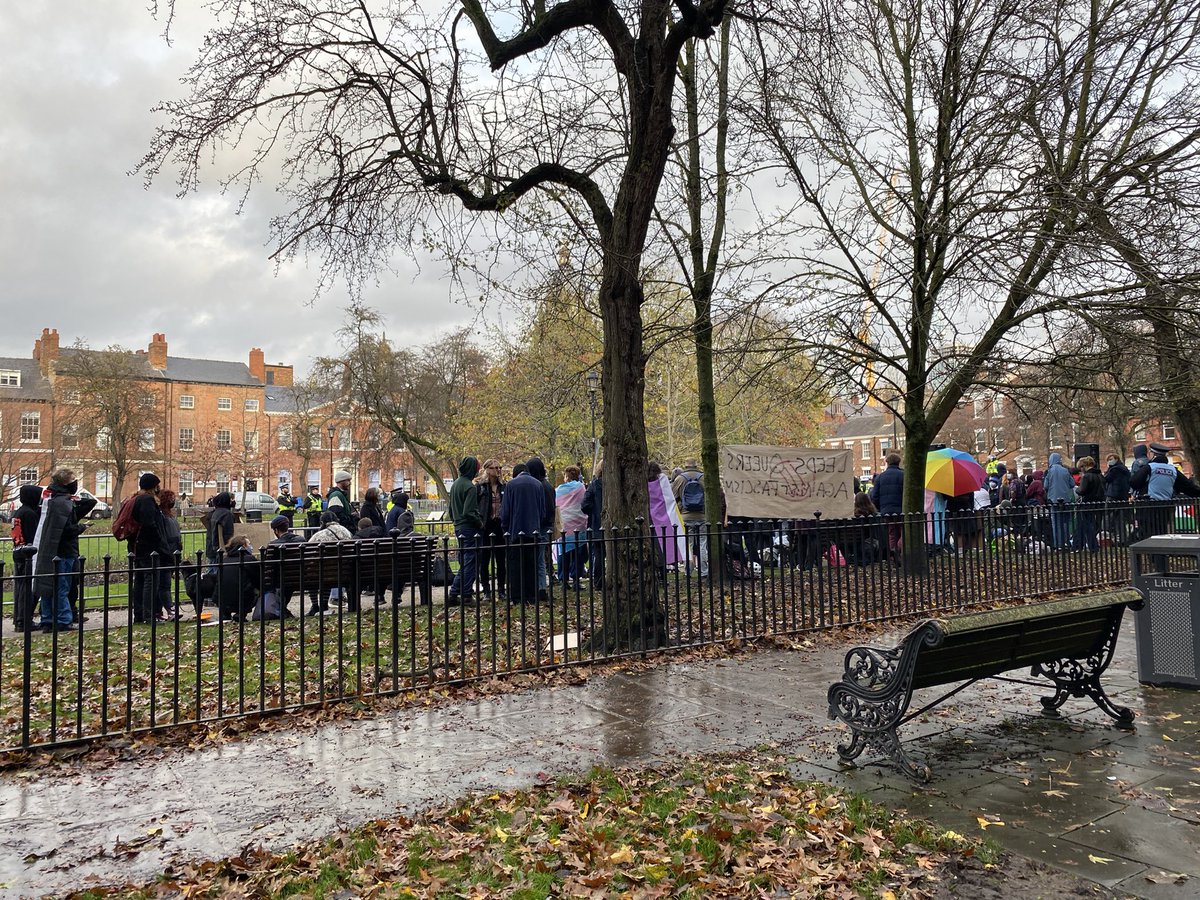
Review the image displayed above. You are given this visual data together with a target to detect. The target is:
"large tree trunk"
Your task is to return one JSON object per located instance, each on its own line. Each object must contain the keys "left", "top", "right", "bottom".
{"left": 694, "top": 290, "right": 723, "bottom": 578}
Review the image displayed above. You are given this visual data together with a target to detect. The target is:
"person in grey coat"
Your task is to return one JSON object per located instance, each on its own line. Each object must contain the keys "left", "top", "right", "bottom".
{"left": 32, "top": 468, "right": 95, "bottom": 631}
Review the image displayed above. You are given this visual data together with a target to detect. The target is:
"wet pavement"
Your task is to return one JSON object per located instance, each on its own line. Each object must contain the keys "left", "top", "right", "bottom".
{"left": 1, "top": 611, "right": 1197, "bottom": 898}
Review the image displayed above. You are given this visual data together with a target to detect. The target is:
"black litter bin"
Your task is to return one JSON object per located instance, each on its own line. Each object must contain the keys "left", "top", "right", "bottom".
{"left": 246, "top": 510, "right": 263, "bottom": 523}
{"left": 1130, "top": 535, "right": 1200, "bottom": 688}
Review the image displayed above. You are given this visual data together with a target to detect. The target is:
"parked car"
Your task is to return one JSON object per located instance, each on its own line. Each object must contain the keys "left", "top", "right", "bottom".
{"left": 77, "top": 489, "right": 112, "bottom": 518}
{"left": 237, "top": 491, "right": 280, "bottom": 517}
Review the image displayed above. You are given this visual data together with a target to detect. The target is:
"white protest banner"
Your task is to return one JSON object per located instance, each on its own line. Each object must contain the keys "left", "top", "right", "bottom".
{"left": 719, "top": 445, "right": 854, "bottom": 519}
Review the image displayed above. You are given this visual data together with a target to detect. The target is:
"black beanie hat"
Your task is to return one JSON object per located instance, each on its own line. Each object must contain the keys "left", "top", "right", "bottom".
{"left": 139, "top": 472, "right": 161, "bottom": 491}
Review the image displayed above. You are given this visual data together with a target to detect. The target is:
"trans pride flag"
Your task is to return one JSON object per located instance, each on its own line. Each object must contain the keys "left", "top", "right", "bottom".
{"left": 647, "top": 473, "right": 687, "bottom": 566}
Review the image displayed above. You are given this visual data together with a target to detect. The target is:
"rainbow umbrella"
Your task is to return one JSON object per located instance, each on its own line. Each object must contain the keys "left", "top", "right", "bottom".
{"left": 925, "top": 448, "right": 987, "bottom": 497}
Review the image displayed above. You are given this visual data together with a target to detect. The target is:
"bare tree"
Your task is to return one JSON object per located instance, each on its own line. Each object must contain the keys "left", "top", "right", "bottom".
{"left": 327, "top": 305, "right": 486, "bottom": 501}
{"left": 54, "top": 343, "right": 163, "bottom": 504}
{"left": 143, "top": 0, "right": 729, "bottom": 649}
{"left": 741, "top": 0, "right": 1200, "bottom": 525}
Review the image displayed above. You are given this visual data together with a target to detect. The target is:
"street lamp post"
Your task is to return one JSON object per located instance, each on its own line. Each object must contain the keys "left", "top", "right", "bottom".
{"left": 326, "top": 423, "right": 336, "bottom": 494}
{"left": 585, "top": 369, "right": 600, "bottom": 476}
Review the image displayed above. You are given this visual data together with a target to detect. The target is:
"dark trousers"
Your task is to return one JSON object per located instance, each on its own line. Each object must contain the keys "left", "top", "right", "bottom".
{"left": 478, "top": 520, "right": 507, "bottom": 595}
{"left": 133, "top": 557, "right": 158, "bottom": 623}
{"left": 13, "top": 554, "right": 36, "bottom": 631}
{"left": 588, "top": 531, "right": 605, "bottom": 585}
{"left": 506, "top": 537, "right": 539, "bottom": 604}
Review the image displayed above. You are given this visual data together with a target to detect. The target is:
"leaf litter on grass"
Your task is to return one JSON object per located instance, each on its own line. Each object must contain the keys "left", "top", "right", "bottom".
{"left": 65, "top": 750, "right": 989, "bottom": 899}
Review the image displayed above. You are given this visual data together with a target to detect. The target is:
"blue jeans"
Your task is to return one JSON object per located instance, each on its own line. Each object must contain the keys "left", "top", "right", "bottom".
{"left": 449, "top": 533, "right": 478, "bottom": 598}
{"left": 40, "top": 557, "right": 76, "bottom": 628}
{"left": 1050, "top": 504, "right": 1072, "bottom": 549}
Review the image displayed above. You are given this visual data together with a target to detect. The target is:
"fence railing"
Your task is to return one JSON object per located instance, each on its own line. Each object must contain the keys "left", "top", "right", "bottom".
{"left": 1, "top": 498, "right": 1191, "bottom": 753}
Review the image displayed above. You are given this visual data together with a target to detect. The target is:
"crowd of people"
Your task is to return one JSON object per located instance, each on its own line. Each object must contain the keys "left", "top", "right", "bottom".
{"left": 9, "top": 441, "right": 1200, "bottom": 632}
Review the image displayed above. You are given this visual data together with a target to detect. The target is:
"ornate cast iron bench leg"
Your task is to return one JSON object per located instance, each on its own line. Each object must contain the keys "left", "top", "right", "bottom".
{"left": 828, "top": 639, "right": 934, "bottom": 782}
{"left": 1033, "top": 617, "right": 1135, "bottom": 730}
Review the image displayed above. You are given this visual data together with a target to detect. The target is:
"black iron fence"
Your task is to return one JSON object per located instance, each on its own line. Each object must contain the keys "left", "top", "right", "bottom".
{"left": 1, "top": 499, "right": 1193, "bottom": 753}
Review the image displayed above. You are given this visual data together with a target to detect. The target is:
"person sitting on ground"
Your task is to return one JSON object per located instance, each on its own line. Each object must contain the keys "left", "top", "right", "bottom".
{"left": 843, "top": 493, "right": 882, "bottom": 566}
{"left": 385, "top": 490, "right": 415, "bottom": 536}
{"left": 216, "top": 535, "right": 258, "bottom": 621}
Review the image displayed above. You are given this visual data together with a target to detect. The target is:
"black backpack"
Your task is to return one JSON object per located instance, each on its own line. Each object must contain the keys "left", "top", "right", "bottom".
{"left": 681, "top": 472, "right": 705, "bottom": 513}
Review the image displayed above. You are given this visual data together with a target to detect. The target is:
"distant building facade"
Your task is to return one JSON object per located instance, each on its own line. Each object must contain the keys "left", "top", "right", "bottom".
{"left": 0, "top": 329, "right": 418, "bottom": 503}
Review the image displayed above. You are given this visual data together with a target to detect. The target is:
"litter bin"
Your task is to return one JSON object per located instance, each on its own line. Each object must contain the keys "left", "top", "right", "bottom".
{"left": 1130, "top": 535, "right": 1200, "bottom": 688}
{"left": 245, "top": 510, "right": 263, "bottom": 523}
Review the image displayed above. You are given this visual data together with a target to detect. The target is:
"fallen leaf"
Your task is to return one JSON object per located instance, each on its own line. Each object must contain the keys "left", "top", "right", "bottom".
{"left": 976, "top": 816, "right": 1004, "bottom": 829}
{"left": 1043, "top": 789, "right": 1068, "bottom": 798}
{"left": 609, "top": 845, "right": 635, "bottom": 865}
{"left": 1087, "top": 854, "right": 1113, "bottom": 864}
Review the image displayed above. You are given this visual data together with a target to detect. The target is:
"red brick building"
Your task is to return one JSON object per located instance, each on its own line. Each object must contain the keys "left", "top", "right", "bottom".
{"left": 0, "top": 329, "right": 418, "bottom": 504}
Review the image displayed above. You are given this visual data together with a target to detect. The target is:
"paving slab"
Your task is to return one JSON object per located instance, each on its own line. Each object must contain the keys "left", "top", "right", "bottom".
{"left": 1, "top": 607, "right": 1198, "bottom": 900}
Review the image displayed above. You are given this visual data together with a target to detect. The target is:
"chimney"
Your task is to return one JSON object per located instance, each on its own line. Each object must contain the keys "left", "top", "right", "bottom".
{"left": 36, "top": 328, "right": 60, "bottom": 375}
{"left": 248, "top": 347, "right": 265, "bottom": 383}
{"left": 148, "top": 333, "right": 168, "bottom": 370}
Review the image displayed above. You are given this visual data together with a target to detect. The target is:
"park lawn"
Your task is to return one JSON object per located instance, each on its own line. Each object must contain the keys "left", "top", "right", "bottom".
{"left": 68, "top": 752, "right": 992, "bottom": 899}
{"left": 1, "top": 598, "right": 602, "bottom": 749}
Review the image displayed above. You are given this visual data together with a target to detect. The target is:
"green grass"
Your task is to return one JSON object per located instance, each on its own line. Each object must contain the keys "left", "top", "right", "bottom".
{"left": 1, "top": 599, "right": 598, "bottom": 748}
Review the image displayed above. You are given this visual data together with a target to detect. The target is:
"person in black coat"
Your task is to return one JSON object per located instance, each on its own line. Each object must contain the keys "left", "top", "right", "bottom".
{"left": 204, "top": 492, "right": 236, "bottom": 566}
{"left": 33, "top": 469, "right": 96, "bottom": 631}
{"left": 1103, "top": 453, "right": 1132, "bottom": 544}
{"left": 11, "top": 484, "right": 43, "bottom": 632}
{"left": 359, "top": 488, "right": 386, "bottom": 530}
{"left": 580, "top": 464, "right": 604, "bottom": 587}
{"left": 215, "top": 535, "right": 258, "bottom": 620}
{"left": 130, "top": 473, "right": 168, "bottom": 624}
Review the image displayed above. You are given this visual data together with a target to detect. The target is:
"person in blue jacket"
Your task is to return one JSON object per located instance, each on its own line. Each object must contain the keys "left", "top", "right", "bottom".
{"left": 868, "top": 452, "right": 904, "bottom": 556}
{"left": 1042, "top": 453, "right": 1076, "bottom": 549}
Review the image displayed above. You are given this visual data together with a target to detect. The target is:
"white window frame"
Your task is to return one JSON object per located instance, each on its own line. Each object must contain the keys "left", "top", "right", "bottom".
{"left": 992, "top": 395, "right": 1005, "bottom": 418}
{"left": 18, "top": 466, "right": 38, "bottom": 485}
{"left": 973, "top": 398, "right": 986, "bottom": 419}
{"left": 277, "top": 425, "right": 292, "bottom": 450}
{"left": 215, "top": 472, "right": 231, "bottom": 493}
{"left": 178, "top": 427, "right": 194, "bottom": 452}
{"left": 1162, "top": 421, "right": 1178, "bottom": 441}
{"left": 63, "top": 389, "right": 81, "bottom": 404}
{"left": 0, "top": 370, "right": 20, "bottom": 387}
{"left": 1019, "top": 425, "right": 1031, "bottom": 450}
{"left": 178, "top": 470, "right": 194, "bottom": 494}
{"left": 1049, "top": 423, "right": 1063, "bottom": 449}
{"left": 244, "top": 429, "right": 259, "bottom": 452}
{"left": 216, "top": 428, "right": 232, "bottom": 450}
{"left": 95, "top": 469, "right": 110, "bottom": 497}
{"left": 20, "top": 411, "right": 40, "bottom": 443}
{"left": 338, "top": 426, "right": 352, "bottom": 450}
{"left": 974, "top": 428, "right": 988, "bottom": 453}
{"left": 994, "top": 431, "right": 1006, "bottom": 453}
{"left": 96, "top": 426, "right": 111, "bottom": 450}
{"left": 60, "top": 424, "right": 80, "bottom": 450}
{"left": 368, "top": 469, "right": 381, "bottom": 488}
{"left": 306, "top": 468, "right": 321, "bottom": 490}
{"left": 217, "top": 397, "right": 232, "bottom": 411}
{"left": 860, "top": 440, "right": 871, "bottom": 460}
{"left": 244, "top": 398, "right": 260, "bottom": 411}
{"left": 1134, "top": 424, "right": 1148, "bottom": 441}
{"left": 139, "top": 428, "right": 155, "bottom": 451}
{"left": 179, "top": 395, "right": 195, "bottom": 409}
{"left": 278, "top": 468, "right": 291, "bottom": 489}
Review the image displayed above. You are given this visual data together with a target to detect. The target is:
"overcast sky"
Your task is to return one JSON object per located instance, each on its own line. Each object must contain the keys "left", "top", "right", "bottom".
{"left": 0, "top": 2, "right": 481, "bottom": 374}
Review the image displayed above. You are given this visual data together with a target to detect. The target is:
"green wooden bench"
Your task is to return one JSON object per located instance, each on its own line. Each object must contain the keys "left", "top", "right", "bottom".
{"left": 827, "top": 589, "right": 1144, "bottom": 781}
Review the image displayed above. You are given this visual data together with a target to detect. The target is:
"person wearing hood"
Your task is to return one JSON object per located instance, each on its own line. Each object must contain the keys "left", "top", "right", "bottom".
{"left": 215, "top": 535, "right": 258, "bottom": 621}
{"left": 32, "top": 469, "right": 96, "bottom": 631}
{"left": 525, "top": 457, "right": 556, "bottom": 601}
{"left": 447, "top": 456, "right": 484, "bottom": 605}
{"left": 11, "top": 483, "right": 43, "bottom": 632}
{"left": 157, "top": 490, "right": 184, "bottom": 619}
{"left": 500, "top": 459, "right": 550, "bottom": 604}
{"left": 385, "top": 490, "right": 415, "bottom": 536}
{"left": 204, "top": 491, "right": 237, "bottom": 568}
{"left": 1043, "top": 453, "right": 1075, "bottom": 549}
{"left": 1129, "top": 444, "right": 1150, "bottom": 499}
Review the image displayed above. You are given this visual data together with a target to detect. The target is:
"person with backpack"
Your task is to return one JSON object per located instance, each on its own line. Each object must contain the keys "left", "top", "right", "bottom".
{"left": 672, "top": 459, "right": 709, "bottom": 578}
{"left": 11, "top": 484, "right": 43, "bottom": 632}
